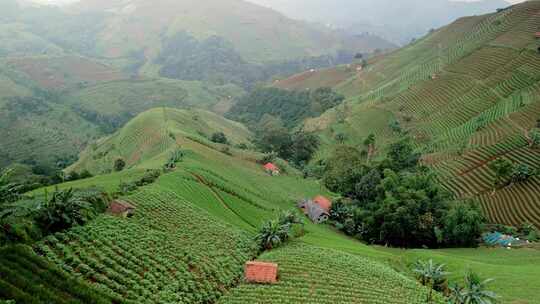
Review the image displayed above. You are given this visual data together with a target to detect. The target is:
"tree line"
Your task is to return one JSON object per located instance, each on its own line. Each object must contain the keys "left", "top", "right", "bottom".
{"left": 322, "top": 137, "right": 485, "bottom": 248}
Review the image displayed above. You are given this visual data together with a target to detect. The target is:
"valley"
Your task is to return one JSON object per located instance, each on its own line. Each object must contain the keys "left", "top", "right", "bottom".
{"left": 1, "top": 1, "right": 540, "bottom": 304}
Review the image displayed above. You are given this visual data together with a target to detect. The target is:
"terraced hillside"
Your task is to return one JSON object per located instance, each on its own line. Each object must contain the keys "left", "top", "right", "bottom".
{"left": 219, "top": 244, "right": 443, "bottom": 304}
{"left": 291, "top": 1, "right": 540, "bottom": 229}
{"left": 1, "top": 108, "right": 439, "bottom": 303}
{"left": 0, "top": 53, "right": 244, "bottom": 171}
{"left": 68, "top": 108, "right": 253, "bottom": 174}
{"left": 3, "top": 107, "right": 539, "bottom": 303}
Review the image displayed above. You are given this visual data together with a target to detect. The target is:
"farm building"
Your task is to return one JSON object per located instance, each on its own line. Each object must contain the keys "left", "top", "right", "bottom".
{"left": 298, "top": 196, "right": 332, "bottom": 224}
{"left": 245, "top": 261, "right": 278, "bottom": 284}
{"left": 263, "top": 163, "right": 280, "bottom": 176}
{"left": 107, "top": 200, "right": 136, "bottom": 218}
{"left": 535, "top": 32, "right": 540, "bottom": 38}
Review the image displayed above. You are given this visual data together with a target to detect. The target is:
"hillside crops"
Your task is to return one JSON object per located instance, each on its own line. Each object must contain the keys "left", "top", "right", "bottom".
{"left": 34, "top": 184, "right": 256, "bottom": 303}
{"left": 297, "top": 1, "right": 540, "bottom": 229}
{"left": 219, "top": 243, "right": 443, "bottom": 304}
{"left": 0, "top": 245, "right": 120, "bottom": 304}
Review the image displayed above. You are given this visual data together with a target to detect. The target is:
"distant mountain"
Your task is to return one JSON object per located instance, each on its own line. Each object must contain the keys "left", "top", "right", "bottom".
{"left": 64, "top": 0, "right": 394, "bottom": 64}
{"left": 247, "top": 0, "right": 511, "bottom": 44}
{"left": 0, "top": 0, "right": 395, "bottom": 173}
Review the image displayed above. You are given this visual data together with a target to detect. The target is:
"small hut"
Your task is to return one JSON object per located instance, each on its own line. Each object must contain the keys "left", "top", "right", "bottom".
{"left": 245, "top": 261, "right": 278, "bottom": 284}
{"left": 298, "top": 196, "right": 332, "bottom": 224}
{"left": 107, "top": 200, "right": 136, "bottom": 218}
{"left": 535, "top": 32, "right": 540, "bottom": 39}
{"left": 263, "top": 163, "right": 280, "bottom": 176}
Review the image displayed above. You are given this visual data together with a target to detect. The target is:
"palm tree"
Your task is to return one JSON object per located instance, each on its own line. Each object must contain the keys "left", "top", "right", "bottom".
{"left": 413, "top": 259, "right": 449, "bottom": 303}
{"left": 459, "top": 272, "right": 498, "bottom": 304}
{"left": 255, "top": 219, "right": 290, "bottom": 251}
{"left": 0, "top": 169, "right": 23, "bottom": 204}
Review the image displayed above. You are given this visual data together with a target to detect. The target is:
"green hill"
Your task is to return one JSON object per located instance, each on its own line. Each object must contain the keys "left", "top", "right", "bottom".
{"left": 281, "top": 1, "right": 540, "bottom": 230}
{"left": 68, "top": 107, "right": 253, "bottom": 174}
{"left": 0, "top": 0, "right": 392, "bottom": 174}
{"left": 2, "top": 105, "right": 538, "bottom": 303}
{"left": 2, "top": 109, "right": 444, "bottom": 303}
{"left": 0, "top": 50, "right": 245, "bottom": 173}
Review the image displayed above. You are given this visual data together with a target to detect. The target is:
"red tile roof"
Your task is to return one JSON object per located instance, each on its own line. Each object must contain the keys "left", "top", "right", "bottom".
{"left": 313, "top": 195, "right": 332, "bottom": 212}
{"left": 245, "top": 261, "right": 278, "bottom": 283}
{"left": 263, "top": 163, "right": 279, "bottom": 171}
{"left": 536, "top": 32, "right": 540, "bottom": 38}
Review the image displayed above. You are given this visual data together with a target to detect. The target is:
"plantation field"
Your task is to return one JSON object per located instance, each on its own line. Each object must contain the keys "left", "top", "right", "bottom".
{"left": 301, "top": 224, "right": 540, "bottom": 304}
{"left": 273, "top": 64, "right": 360, "bottom": 91}
{"left": 7, "top": 56, "right": 124, "bottom": 90}
{"left": 75, "top": 0, "right": 357, "bottom": 64}
{"left": 0, "top": 100, "right": 102, "bottom": 169}
{"left": 32, "top": 107, "right": 539, "bottom": 303}
{"left": 63, "top": 79, "right": 244, "bottom": 125}
{"left": 219, "top": 243, "right": 443, "bottom": 304}
{"left": 297, "top": 1, "right": 540, "bottom": 229}
{"left": 0, "top": 245, "right": 121, "bottom": 304}
{"left": 2, "top": 93, "right": 538, "bottom": 303}
{"left": 69, "top": 107, "right": 252, "bottom": 174}
{"left": 0, "top": 23, "right": 64, "bottom": 57}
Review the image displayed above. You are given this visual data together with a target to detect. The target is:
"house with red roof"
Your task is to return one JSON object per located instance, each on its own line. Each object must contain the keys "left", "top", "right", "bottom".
{"left": 535, "top": 32, "right": 540, "bottom": 38}
{"left": 263, "top": 163, "right": 280, "bottom": 176}
{"left": 298, "top": 195, "right": 333, "bottom": 224}
{"left": 245, "top": 261, "right": 278, "bottom": 284}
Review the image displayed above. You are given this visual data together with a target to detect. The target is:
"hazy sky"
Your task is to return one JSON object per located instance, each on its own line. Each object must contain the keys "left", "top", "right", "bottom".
{"left": 33, "top": 0, "right": 528, "bottom": 4}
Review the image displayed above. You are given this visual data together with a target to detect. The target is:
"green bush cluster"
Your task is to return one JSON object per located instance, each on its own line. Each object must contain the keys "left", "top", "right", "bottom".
{"left": 256, "top": 210, "right": 303, "bottom": 251}
{"left": 0, "top": 188, "right": 109, "bottom": 246}
{"left": 324, "top": 138, "right": 485, "bottom": 248}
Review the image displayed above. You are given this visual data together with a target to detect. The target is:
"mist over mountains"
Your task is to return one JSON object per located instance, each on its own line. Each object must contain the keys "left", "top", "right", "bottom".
{"left": 247, "top": 0, "right": 512, "bottom": 44}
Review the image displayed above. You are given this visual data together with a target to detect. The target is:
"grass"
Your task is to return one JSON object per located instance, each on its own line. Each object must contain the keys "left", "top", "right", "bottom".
{"left": 218, "top": 243, "right": 444, "bottom": 304}
{"left": 20, "top": 105, "right": 538, "bottom": 303}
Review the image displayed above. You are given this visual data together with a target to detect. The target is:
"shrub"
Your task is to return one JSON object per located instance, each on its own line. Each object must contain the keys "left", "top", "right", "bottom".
{"left": 136, "top": 170, "right": 161, "bottom": 186}
{"left": 113, "top": 158, "right": 126, "bottom": 172}
{"left": 164, "top": 149, "right": 185, "bottom": 170}
{"left": 255, "top": 219, "right": 290, "bottom": 251}
{"left": 35, "top": 188, "right": 109, "bottom": 233}
{"left": 448, "top": 272, "right": 497, "bottom": 304}
{"left": 210, "top": 132, "right": 228, "bottom": 144}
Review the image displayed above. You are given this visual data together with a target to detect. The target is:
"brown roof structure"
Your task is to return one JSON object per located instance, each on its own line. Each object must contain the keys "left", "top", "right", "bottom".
{"left": 535, "top": 32, "right": 540, "bottom": 38}
{"left": 245, "top": 261, "right": 278, "bottom": 284}
{"left": 108, "top": 200, "right": 136, "bottom": 217}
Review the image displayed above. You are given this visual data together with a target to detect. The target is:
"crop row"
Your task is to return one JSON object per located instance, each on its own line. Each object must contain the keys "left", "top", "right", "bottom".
{"left": 219, "top": 244, "right": 443, "bottom": 304}
{"left": 35, "top": 184, "right": 256, "bottom": 303}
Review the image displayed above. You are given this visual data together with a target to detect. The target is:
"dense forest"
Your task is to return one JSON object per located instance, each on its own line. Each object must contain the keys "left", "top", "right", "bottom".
{"left": 158, "top": 32, "right": 356, "bottom": 89}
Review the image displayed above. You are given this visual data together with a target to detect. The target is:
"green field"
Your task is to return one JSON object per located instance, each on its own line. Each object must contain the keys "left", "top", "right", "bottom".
{"left": 3, "top": 103, "right": 539, "bottom": 303}
{"left": 2, "top": 1, "right": 540, "bottom": 303}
